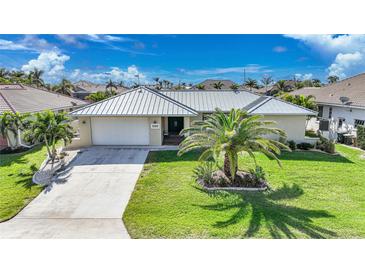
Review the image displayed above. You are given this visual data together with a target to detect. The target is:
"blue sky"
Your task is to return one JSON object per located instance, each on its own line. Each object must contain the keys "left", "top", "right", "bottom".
{"left": 0, "top": 34, "right": 364, "bottom": 84}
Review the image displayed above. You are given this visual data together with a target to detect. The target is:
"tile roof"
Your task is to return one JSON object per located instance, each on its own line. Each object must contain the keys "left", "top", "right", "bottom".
{"left": 195, "top": 79, "right": 238, "bottom": 89}
{"left": 0, "top": 84, "right": 88, "bottom": 114}
{"left": 70, "top": 87, "right": 198, "bottom": 116}
{"left": 291, "top": 73, "right": 365, "bottom": 108}
{"left": 73, "top": 80, "right": 127, "bottom": 94}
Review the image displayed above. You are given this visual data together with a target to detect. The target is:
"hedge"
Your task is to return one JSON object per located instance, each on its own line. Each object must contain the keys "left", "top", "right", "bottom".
{"left": 358, "top": 125, "right": 365, "bottom": 150}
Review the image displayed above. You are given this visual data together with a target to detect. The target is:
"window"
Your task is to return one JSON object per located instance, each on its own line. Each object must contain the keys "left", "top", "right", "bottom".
{"left": 338, "top": 118, "right": 345, "bottom": 128}
{"left": 318, "top": 106, "right": 323, "bottom": 118}
{"left": 328, "top": 107, "right": 332, "bottom": 119}
{"left": 354, "top": 119, "right": 365, "bottom": 128}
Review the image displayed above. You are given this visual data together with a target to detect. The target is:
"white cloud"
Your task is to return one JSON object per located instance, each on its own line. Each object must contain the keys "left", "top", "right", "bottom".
{"left": 180, "top": 64, "right": 272, "bottom": 76}
{"left": 0, "top": 35, "right": 57, "bottom": 52}
{"left": 273, "top": 46, "right": 287, "bottom": 53}
{"left": 328, "top": 52, "right": 363, "bottom": 78}
{"left": 21, "top": 51, "right": 70, "bottom": 81}
{"left": 286, "top": 34, "right": 365, "bottom": 78}
{"left": 294, "top": 73, "right": 313, "bottom": 80}
{"left": 70, "top": 65, "right": 145, "bottom": 84}
{"left": 0, "top": 39, "right": 29, "bottom": 50}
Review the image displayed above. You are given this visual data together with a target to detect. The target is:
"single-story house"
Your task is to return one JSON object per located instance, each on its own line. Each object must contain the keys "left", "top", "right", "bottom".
{"left": 72, "top": 80, "right": 127, "bottom": 99}
{"left": 0, "top": 84, "right": 88, "bottom": 149}
{"left": 291, "top": 73, "right": 365, "bottom": 128}
{"left": 69, "top": 86, "right": 316, "bottom": 147}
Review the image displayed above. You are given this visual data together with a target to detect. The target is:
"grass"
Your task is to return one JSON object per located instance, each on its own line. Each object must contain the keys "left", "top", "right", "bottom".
{"left": 0, "top": 145, "right": 48, "bottom": 222}
{"left": 123, "top": 145, "right": 365, "bottom": 238}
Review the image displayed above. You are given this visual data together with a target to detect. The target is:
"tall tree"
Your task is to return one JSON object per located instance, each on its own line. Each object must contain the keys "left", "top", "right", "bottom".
{"left": 53, "top": 78, "right": 74, "bottom": 96}
{"left": 328, "top": 75, "right": 339, "bottom": 84}
{"left": 30, "top": 68, "right": 45, "bottom": 87}
{"left": 23, "top": 111, "right": 74, "bottom": 164}
{"left": 244, "top": 78, "right": 258, "bottom": 90}
{"left": 261, "top": 75, "right": 274, "bottom": 93}
{"left": 179, "top": 109, "right": 288, "bottom": 181}
{"left": 230, "top": 84, "right": 240, "bottom": 91}
{"left": 106, "top": 79, "right": 117, "bottom": 93}
{"left": 213, "top": 81, "right": 224, "bottom": 90}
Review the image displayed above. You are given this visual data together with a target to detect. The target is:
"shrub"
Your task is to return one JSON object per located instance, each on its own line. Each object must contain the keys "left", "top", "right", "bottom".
{"left": 305, "top": 130, "right": 319, "bottom": 138}
{"left": 193, "top": 161, "right": 215, "bottom": 185}
{"left": 358, "top": 125, "right": 365, "bottom": 150}
{"left": 288, "top": 140, "right": 296, "bottom": 151}
{"left": 250, "top": 166, "right": 266, "bottom": 182}
{"left": 297, "top": 142, "right": 313, "bottom": 150}
{"left": 317, "top": 136, "right": 336, "bottom": 154}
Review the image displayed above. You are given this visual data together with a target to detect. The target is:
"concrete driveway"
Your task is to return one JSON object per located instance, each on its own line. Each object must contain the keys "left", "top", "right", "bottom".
{"left": 0, "top": 147, "right": 148, "bottom": 239}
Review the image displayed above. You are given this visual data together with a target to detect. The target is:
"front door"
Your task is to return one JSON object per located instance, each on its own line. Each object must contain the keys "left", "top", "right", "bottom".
{"left": 168, "top": 117, "right": 184, "bottom": 135}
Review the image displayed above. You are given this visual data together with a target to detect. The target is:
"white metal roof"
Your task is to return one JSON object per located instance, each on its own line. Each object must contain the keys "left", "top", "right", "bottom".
{"left": 70, "top": 87, "right": 198, "bottom": 117}
{"left": 70, "top": 87, "right": 316, "bottom": 117}
{"left": 161, "top": 90, "right": 260, "bottom": 112}
{"left": 248, "top": 97, "right": 317, "bottom": 115}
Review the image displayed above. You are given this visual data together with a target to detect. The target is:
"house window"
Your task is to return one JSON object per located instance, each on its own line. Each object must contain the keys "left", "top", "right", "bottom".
{"left": 338, "top": 118, "right": 345, "bottom": 128}
{"left": 318, "top": 106, "right": 323, "bottom": 118}
{"left": 328, "top": 107, "right": 332, "bottom": 119}
{"left": 354, "top": 119, "right": 365, "bottom": 128}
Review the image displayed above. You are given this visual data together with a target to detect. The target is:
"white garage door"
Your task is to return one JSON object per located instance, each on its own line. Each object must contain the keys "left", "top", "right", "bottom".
{"left": 91, "top": 117, "right": 150, "bottom": 145}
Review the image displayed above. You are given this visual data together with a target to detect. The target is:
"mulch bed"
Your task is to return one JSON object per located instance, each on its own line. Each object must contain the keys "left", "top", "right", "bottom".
{"left": 0, "top": 146, "right": 31, "bottom": 154}
{"left": 200, "top": 170, "right": 268, "bottom": 189}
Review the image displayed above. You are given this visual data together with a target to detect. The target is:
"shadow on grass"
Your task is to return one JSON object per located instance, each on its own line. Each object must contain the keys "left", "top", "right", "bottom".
{"left": 195, "top": 184, "right": 337, "bottom": 239}
{"left": 0, "top": 145, "right": 43, "bottom": 167}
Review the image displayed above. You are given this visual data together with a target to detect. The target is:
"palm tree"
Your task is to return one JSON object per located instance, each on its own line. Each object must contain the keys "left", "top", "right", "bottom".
{"left": 195, "top": 84, "right": 205, "bottom": 90}
{"left": 118, "top": 80, "right": 124, "bottom": 87}
{"left": 244, "top": 78, "right": 258, "bottom": 90}
{"left": 312, "top": 79, "right": 322, "bottom": 87}
{"left": 85, "top": 91, "right": 108, "bottom": 102}
{"left": 178, "top": 109, "right": 288, "bottom": 181}
{"left": 281, "top": 94, "right": 317, "bottom": 110}
{"left": 53, "top": 78, "right": 74, "bottom": 96}
{"left": 0, "top": 111, "right": 29, "bottom": 150}
{"left": 0, "top": 68, "right": 8, "bottom": 78}
{"left": 106, "top": 79, "right": 117, "bottom": 93}
{"left": 328, "top": 75, "right": 339, "bottom": 84}
{"left": 213, "top": 81, "right": 224, "bottom": 90}
{"left": 230, "top": 84, "right": 240, "bottom": 91}
{"left": 261, "top": 75, "right": 273, "bottom": 93}
{"left": 23, "top": 110, "right": 74, "bottom": 164}
{"left": 30, "top": 68, "right": 45, "bottom": 87}
{"left": 275, "top": 80, "right": 289, "bottom": 94}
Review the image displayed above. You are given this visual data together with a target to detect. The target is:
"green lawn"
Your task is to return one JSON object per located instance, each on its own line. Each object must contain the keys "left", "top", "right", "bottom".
{"left": 123, "top": 145, "right": 365, "bottom": 238}
{"left": 0, "top": 145, "right": 48, "bottom": 222}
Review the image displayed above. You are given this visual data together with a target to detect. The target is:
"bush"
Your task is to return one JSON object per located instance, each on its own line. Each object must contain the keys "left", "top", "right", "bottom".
{"left": 305, "top": 130, "right": 319, "bottom": 138}
{"left": 250, "top": 166, "right": 266, "bottom": 183}
{"left": 288, "top": 140, "right": 296, "bottom": 151}
{"left": 317, "top": 136, "right": 336, "bottom": 154}
{"left": 193, "top": 161, "right": 215, "bottom": 185}
{"left": 358, "top": 125, "right": 365, "bottom": 150}
{"left": 297, "top": 142, "right": 313, "bottom": 150}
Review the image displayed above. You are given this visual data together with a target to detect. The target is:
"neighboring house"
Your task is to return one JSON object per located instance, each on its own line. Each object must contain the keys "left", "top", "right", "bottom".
{"left": 194, "top": 79, "right": 239, "bottom": 90}
{"left": 256, "top": 80, "right": 296, "bottom": 95}
{"left": 291, "top": 73, "right": 365, "bottom": 128}
{"left": 72, "top": 80, "right": 127, "bottom": 99}
{"left": 0, "top": 84, "right": 88, "bottom": 149}
{"left": 69, "top": 86, "right": 316, "bottom": 147}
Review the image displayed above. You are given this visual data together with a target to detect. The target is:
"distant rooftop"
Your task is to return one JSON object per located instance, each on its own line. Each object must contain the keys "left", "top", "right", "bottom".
{"left": 291, "top": 73, "right": 365, "bottom": 108}
{"left": 0, "top": 84, "right": 88, "bottom": 114}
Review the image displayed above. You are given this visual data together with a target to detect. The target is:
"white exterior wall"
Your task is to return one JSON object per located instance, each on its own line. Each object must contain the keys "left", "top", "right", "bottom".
{"left": 321, "top": 104, "right": 365, "bottom": 126}
{"left": 264, "top": 115, "right": 308, "bottom": 143}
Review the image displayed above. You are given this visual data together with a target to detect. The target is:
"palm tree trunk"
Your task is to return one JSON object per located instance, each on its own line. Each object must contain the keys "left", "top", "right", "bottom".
{"left": 223, "top": 153, "right": 231, "bottom": 178}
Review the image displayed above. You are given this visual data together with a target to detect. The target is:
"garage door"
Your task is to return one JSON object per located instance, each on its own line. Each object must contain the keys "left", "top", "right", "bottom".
{"left": 91, "top": 117, "right": 150, "bottom": 145}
